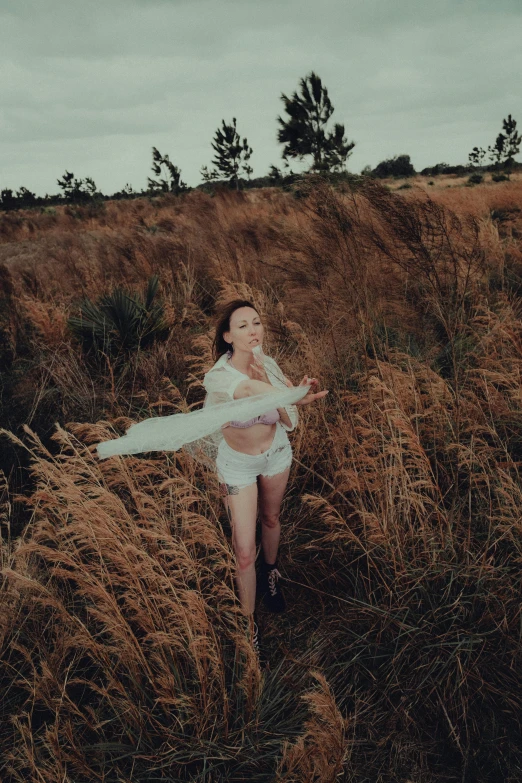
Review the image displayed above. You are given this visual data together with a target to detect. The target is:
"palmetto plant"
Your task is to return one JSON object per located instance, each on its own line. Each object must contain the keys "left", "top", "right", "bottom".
{"left": 68, "top": 275, "right": 170, "bottom": 358}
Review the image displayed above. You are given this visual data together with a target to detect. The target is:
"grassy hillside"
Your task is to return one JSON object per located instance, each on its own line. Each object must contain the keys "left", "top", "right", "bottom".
{"left": 1, "top": 175, "right": 522, "bottom": 782}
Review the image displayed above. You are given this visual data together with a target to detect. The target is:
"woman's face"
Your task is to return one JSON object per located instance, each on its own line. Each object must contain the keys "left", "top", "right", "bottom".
{"left": 224, "top": 306, "right": 264, "bottom": 353}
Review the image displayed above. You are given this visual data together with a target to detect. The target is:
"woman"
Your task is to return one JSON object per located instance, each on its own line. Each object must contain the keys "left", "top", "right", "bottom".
{"left": 203, "top": 300, "right": 328, "bottom": 659}
{"left": 97, "top": 298, "right": 327, "bottom": 661}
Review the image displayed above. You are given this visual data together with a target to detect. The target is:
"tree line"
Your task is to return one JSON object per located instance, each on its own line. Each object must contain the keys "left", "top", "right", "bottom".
{"left": 1, "top": 71, "right": 520, "bottom": 211}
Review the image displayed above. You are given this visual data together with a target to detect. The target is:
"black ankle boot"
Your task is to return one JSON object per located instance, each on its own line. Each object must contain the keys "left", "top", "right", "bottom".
{"left": 259, "top": 562, "right": 286, "bottom": 613}
{"left": 250, "top": 615, "right": 268, "bottom": 668}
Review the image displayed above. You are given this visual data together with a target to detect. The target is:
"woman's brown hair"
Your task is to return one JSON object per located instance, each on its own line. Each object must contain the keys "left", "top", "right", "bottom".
{"left": 212, "top": 299, "right": 258, "bottom": 361}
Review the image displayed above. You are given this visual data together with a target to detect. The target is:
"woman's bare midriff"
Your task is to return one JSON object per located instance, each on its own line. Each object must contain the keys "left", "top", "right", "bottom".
{"left": 222, "top": 422, "right": 277, "bottom": 455}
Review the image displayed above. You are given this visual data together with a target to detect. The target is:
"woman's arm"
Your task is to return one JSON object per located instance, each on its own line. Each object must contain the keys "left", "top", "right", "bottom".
{"left": 233, "top": 379, "right": 279, "bottom": 399}
{"left": 234, "top": 376, "right": 327, "bottom": 406}
{"left": 239, "top": 357, "right": 293, "bottom": 426}
{"left": 276, "top": 405, "right": 292, "bottom": 428}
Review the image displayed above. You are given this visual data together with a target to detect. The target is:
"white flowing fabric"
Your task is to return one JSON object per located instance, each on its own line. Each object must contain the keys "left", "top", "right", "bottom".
{"left": 96, "top": 351, "right": 308, "bottom": 460}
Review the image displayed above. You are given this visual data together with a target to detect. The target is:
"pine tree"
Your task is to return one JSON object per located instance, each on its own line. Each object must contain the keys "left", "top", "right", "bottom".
{"left": 268, "top": 165, "right": 283, "bottom": 182}
{"left": 323, "top": 122, "right": 356, "bottom": 172}
{"left": 277, "top": 72, "right": 355, "bottom": 172}
{"left": 468, "top": 147, "right": 486, "bottom": 168}
{"left": 148, "top": 148, "right": 188, "bottom": 195}
{"left": 487, "top": 115, "right": 521, "bottom": 168}
{"left": 502, "top": 114, "right": 521, "bottom": 166}
{"left": 488, "top": 134, "right": 506, "bottom": 165}
{"left": 201, "top": 118, "right": 253, "bottom": 190}
{"left": 16, "top": 187, "right": 37, "bottom": 207}
{"left": 57, "top": 171, "right": 98, "bottom": 202}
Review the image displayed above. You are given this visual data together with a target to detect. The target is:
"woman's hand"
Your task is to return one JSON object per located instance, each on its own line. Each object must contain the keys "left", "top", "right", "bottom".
{"left": 250, "top": 354, "right": 271, "bottom": 385}
{"left": 295, "top": 376, "right": 329, "bottom": 406}
{"left": 248, "top": 360, "right": 328, "bottom": 405}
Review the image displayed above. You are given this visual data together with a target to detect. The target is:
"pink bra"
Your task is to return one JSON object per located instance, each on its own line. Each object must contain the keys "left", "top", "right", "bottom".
{"left": 227, "top": 409, "right": 280, "bottom": 429}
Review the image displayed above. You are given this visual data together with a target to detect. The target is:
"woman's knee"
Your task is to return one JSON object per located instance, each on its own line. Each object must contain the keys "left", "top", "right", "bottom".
{"left": 260, "top": 511, "right": 280, "bottom": 529}
{"left": 235, "top": 544, "right": 256, "bottom": 571}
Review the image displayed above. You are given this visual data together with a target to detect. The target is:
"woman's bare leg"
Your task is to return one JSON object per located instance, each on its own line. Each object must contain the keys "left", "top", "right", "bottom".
{"left": 221, "top": 481, "right": 258, "bottom": 615}
{"left": 258, "top": 468, "right": 290, "bottom": 565}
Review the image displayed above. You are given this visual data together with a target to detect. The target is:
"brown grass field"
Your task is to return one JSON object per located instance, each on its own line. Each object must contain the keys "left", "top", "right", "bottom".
{"left": 1, "top": 173, "right": 522, "bottom": 782}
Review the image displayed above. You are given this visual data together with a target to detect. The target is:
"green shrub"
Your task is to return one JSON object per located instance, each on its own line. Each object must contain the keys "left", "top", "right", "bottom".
{"left": 421, "top": 162, "right": 471, "bottom": 176}
{"left": 68, "top": 275, "right": 170, "bottom": 359}
{"left": 491, "top": 206, "right": 521, "bottom": 222}
{"left": 467, "top": 173, "right": 484, "bottom": 185}
{"left": 371, "top": 154, "right": 416, "bottom": 179}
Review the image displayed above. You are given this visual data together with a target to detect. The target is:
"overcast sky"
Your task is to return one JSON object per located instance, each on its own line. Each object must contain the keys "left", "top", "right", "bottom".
{"left": 1, "top": 0, "right": 521, "bottom": 195}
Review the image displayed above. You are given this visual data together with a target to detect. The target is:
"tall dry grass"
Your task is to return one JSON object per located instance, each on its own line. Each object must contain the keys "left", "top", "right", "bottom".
{"left": 1, "top": 176, "right": 522, "bottom": 781}
{"left": 1, "top": 424, "right": 339, "bottom": 781}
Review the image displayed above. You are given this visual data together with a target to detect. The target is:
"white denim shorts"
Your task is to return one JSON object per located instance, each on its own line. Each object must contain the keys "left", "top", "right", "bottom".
{"left": 216, "top": 422, "right": 293, "bottom": 491}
